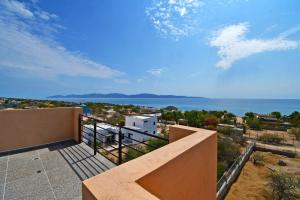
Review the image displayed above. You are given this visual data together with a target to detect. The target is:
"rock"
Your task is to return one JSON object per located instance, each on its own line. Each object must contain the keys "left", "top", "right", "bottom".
{"left": 278, "top": 160, "right": 287, "bottom": 166}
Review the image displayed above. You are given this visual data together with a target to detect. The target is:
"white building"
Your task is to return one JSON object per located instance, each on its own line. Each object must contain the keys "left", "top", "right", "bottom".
{"left": 123, "top": 115, "right": 158, "bottom": 143}
{"left": 83, "top": 123, "right": 118, "bottom": 145}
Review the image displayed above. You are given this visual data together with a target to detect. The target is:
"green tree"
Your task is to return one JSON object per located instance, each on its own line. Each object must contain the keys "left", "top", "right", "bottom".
{"left": 245, "top": 112, "right": 255, "bottom": 119}
{"left": 289, "top": 111, "right": 300, "bottom": 127}
{"left": 272, "top": 111, "right": 282, "bottom": 119}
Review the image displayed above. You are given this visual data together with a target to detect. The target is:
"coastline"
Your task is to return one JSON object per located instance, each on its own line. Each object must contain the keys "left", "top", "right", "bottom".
{"left": 47, "top": 97, "right": 300, "bottom": 117}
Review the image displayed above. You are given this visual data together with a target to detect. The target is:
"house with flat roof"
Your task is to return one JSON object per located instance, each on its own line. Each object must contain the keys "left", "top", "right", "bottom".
{"left": 83, "top": 123, "right": 118, "bottom": 144}
{"left": 124, "top": 115, "right": 158, "bottom": 143}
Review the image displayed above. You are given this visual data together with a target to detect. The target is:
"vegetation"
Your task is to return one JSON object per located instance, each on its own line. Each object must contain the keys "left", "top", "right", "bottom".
{"left": 161, "top": 109, "right": 235, "bottom": 129}
{"left": 252, "top": 152, "right": 265, "bottom": 165}
{"left": 289, "top": 128, "right": 300, "bottom": 140}
{"left": 272, "top": 111, "right": 282, "bottom": 119}
{"left": 0, "top": 97, "right": 78, "bottom": 109}
{"left": 244, "top": 112, "right": 255, "bottom": 119}
{"left": 217, "top": 136, "right": 241, "bottom": 179}
{"left": 258, "top": 133, "right": 285, "bottom": 144}
{"left": 146, "top": 137, "right": 169, "bottom": 152}
{"left": 288, "top": 111, "right": 300, "bottom": 127}
{"left": 246, "top": 118, "right": 262, "bottom": 130}
{"left": 123, "top": 145, "right": 146, "bottom": 162}
{"left": 123, "top": 131, "right": 169, "bottom": 162}
{"left": 270, "top": 171, "right": 299, "bottom": 200}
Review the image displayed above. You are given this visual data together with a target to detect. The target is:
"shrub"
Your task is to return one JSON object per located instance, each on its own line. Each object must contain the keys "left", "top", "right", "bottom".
{"left": 218, "top": 127, "right": 231, "bottom": 136}
{"left": 247, "top": 118, "right": 261, "bottom": 130}
{"left": 270, "top": 171, "right": 298, "bottom": 200}
{"left": 217, "top": 161, "right": 228, "bottom": 179}
{"left": 217, "top": 136, "right": 241, "bottom": 179}
{"left": 252, "top": 152, "right": 265, "bottom": 165}
{"left": 204, "top": 115, "right": 218, "bottom": 127}
{"left": 289, "top": 128, "right": 300, "bottom": 141}
{"left": 123, "top": 145, "right": 146, "bottom": 162}
{"left": 258, "top": 133, "right": 285, "bottom": 144}
{"left": 145, "top": 138, "right": 168, "bottom": 152}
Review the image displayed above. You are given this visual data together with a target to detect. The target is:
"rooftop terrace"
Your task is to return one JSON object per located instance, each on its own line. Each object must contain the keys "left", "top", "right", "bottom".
{"left": 0, "top": 141, "right": 115, "bottom": 200}
{"left": 0, "top": 107, "right": 217, "bottom": 200}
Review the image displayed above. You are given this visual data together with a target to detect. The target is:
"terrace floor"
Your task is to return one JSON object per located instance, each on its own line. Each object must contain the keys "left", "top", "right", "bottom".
{"left": 0, "top": 141, "right": 116, "bottom": 200}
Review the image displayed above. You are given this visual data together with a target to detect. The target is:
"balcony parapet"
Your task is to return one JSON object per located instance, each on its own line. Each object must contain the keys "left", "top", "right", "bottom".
{"left": 83, "top": 125, "right": 217, "bottom": 200}
{"left": 0, "top": 107, "right": 82, "bottom": 153}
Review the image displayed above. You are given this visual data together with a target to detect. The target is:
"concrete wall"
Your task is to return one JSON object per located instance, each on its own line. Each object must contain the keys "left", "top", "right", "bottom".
{"left": 168, "top": 125, "right": 196, "bottom": 143}
{"left": 0, "top": 107, "right": 82, "bottom": 152}
{"left": 83, "top": 125, "right": 217, "bottom": 200}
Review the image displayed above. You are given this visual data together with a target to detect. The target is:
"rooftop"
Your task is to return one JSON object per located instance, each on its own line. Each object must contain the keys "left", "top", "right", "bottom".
{"left": 0, "top": 141, "right": 115, "bottom": 200}
{"left": 0, "top": 107, "right": 217, "bottom": 200}
{"left": 127, "top": 115, "right": 153, "bottom": 119}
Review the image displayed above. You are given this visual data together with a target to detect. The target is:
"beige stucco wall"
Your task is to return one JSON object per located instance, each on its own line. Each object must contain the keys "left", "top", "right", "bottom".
{"left": 0, "top": 107, "right": 82, "bottom": 152}
{"left": 83, "top": 125, "right": 217, "bottom": 200}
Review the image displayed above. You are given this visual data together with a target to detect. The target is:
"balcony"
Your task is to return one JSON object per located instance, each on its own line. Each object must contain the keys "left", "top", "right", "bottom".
{"left": 0, "top": 107, "right": 217, "bottom": 200}
{"left": 0, "top": 107, "right": 116, "bottom": 200}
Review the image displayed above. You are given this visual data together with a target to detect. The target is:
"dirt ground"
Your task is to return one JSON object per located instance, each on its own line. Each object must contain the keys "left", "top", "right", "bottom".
{"left": 225, "top": 152, "right": 300, "bottom": 200}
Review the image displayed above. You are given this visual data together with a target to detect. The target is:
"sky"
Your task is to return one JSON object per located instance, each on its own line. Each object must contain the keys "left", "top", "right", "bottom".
{"left": 0, "top": 0, "right": 300, "bottom": 99}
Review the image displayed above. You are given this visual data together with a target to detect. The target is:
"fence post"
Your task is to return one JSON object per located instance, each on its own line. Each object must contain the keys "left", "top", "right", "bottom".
{"left": 93, "top": 120, "right": 97, "bottom": 155}
{"left": 118, "top": 127, "right": 122, "bottom": 165}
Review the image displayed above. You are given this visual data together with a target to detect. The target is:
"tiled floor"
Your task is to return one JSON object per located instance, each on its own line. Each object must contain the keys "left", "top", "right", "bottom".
{"left": 0, "top": 141, "right": 116, "bottom": 200}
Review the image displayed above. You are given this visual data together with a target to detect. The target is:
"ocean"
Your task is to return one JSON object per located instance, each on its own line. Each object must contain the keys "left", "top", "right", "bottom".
{"left": 51, "top": 98, "right": 300, "bottom": 117}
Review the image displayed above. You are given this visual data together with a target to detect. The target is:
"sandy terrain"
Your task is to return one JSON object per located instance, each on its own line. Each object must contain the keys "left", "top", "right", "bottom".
{"left": 226, "top": 152, "right": 300, "bottom": 200}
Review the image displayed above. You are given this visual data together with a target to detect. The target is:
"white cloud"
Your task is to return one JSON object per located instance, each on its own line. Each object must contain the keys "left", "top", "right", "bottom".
{"left": 2, "top": 0, "right": 34, "bottom": 18}
{"left": 147, "top": 68, "right": 165, "bottom": 76}
{"left": 1, "top": 0, "right": 58, "bottom": 21}
{"left": 210, "top": 23, "right": 300, "bottom": 69}
{"left": 0, "top": 0, "right": 121, "bottom": 79}
{"left": 35, "top": 10, "right": 58, "bottom": 21}
{"left": 146, "top": 0, "right": 204, "bottom": 39}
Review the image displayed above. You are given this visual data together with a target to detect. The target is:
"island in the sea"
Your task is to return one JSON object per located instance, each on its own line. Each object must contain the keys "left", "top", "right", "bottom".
{"left": 47, "top": 93, "right": 204, "bottom": 99}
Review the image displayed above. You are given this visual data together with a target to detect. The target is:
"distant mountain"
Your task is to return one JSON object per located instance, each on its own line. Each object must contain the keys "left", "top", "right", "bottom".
{"left": 47, "top": 93, "right": 204, "bottom": 99}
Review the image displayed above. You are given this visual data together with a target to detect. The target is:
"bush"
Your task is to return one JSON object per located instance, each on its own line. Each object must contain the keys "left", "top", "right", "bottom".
{"left": 217, "top": 136, "right": 241, "bottom": 179}
{"left": 217, "top": 161, "right": 228, "bottom": 179}
{"left": 218, "top": 127, "right": 231, "bottom": 136}
{"left": 258, "top": 133, "right": 285, "bottom": 144}
{"left": 289, "top": 128, "right": 300, "bottom": 140}
{"left": 146, "top": 138, "right": 168, "bottom": 152}
{"left": 252, "top": 152, "right": 265, "bottom": 165}
{"left": 204, "top": 115, "right": 218, "bottom": 127}
{"left": 123, "top": 145, "right": 146, "bottom": 162}
{"left": 247, "top": 118, "right": 261, "bottom": 130}
{"left": 270, "top": 171, "right": 298, "bottom": 200}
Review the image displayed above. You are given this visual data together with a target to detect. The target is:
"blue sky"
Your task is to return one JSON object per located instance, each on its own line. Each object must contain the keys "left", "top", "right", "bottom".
{"left": 0, "top": 0, "right": 300, "bottom": 99}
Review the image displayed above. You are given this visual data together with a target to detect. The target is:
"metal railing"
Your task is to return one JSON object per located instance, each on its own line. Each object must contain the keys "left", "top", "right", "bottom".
{"left": 78, "top": 114, "right": 169, "bottom": 165}
{"left": 216, "top": 140, "right": 256, "bottom": 200}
